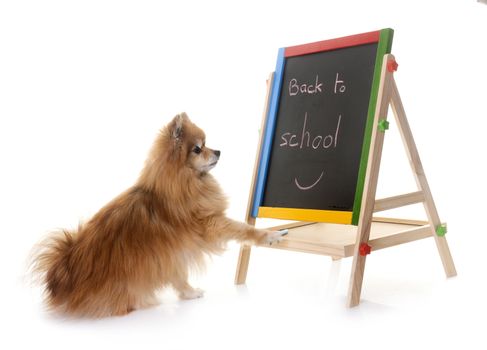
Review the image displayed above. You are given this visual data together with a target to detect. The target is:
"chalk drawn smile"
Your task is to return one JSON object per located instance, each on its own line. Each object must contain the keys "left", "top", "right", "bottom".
{"left": 294, "top": 170, "right": 324, "bottom": 191}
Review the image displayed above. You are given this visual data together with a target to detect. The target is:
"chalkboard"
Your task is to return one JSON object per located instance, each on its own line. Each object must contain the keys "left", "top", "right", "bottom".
{"left": 251, "top": 29, "right": 393, "bottom": 225}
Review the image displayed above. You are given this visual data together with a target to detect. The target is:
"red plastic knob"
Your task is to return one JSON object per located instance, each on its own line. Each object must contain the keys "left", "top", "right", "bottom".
{"left": 387, "top": 59, "right": 398, "bottom": 72}
{"left": 359, "top": 243, "right": 372, "bottom": 256}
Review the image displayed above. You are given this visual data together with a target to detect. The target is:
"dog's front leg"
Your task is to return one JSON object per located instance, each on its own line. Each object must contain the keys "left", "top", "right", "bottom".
{"left": 208, "top": 217, "right": 283, "bottom": 245}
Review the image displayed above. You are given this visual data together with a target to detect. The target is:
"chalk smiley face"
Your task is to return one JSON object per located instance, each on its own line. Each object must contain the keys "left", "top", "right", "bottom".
{"left": 294, "top": 170, "right": 324, "bottom": 191}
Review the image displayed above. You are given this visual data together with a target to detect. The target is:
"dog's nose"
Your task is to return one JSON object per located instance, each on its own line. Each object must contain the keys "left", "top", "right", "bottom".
{"left": 213, "top": 150, "right": 221, "bottom": 158}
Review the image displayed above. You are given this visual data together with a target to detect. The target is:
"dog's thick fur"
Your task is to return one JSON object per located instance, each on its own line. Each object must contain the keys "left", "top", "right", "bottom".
{"left": 30, "top": 113, "right": 280, "bottom": 318}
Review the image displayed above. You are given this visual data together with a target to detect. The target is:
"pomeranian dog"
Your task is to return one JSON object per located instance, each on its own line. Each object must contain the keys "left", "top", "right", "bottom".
{"left": 30, "top": 113, "right": 281, "bottom": 318}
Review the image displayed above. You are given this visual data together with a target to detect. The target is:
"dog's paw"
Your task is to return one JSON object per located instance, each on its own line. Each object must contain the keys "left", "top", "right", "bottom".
{"left": 264, "top": 230, "right": 284, "bottom": 245}
{"left": 179, "top": 288, "right": 205, "bottom": 300}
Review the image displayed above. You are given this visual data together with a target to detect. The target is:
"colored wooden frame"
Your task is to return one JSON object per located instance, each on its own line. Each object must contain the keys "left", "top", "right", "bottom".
{"left": 251, "top": 29, "right": 394, "bottom": 225}
{"left": 236, "top": 53, "right": 457, "bottom": 307}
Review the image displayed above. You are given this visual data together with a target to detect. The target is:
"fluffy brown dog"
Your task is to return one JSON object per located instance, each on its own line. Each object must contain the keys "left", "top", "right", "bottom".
{"left": 31, "top": 113, "right": 281, "bottom": 318}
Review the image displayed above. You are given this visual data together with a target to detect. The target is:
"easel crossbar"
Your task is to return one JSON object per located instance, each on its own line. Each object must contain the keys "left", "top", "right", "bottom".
{"left": 368, "top": 224, "right": 432, "bottom": 251}
{"left": 373, "top": 191, "right": 425, "bottom": 212}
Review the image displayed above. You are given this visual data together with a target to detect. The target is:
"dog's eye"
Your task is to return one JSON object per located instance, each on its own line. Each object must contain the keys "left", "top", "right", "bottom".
{"left": 193, "top": 146, "right": 202, "bottom": 154}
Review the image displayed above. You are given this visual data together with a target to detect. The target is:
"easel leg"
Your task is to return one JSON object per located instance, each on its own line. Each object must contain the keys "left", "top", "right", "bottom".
{"left": 347, "top": 54, "right": 393, "bottom": 307}
{"left": 431, "top": 235, "right": 456, "bottom": 277}
{"left": 347, "top": 248, "right": 369, "bottom": 307}
{"left": 234, "top": 73, "right": 274, "bottom": 285}
{"left": 235, "top": 245, "right": 252, "bottom": 284}
{"left": 389, "top": 78, "right": 457, "bottom": 278}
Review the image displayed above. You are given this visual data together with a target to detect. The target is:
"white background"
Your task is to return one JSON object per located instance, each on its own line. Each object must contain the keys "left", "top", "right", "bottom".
{"left": 1, "top": 0, "right": 486, "bottom": 349}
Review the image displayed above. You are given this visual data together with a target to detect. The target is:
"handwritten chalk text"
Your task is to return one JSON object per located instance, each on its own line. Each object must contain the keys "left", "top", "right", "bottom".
{"left": 334, "top": 73, "right": 346, "bottom": 93}
{"left": 289, "top": 75, "right": 323, "bottom": 96}
{"left": 288, "top": 73, "right": 347, "bottom": 96}
{"left": 280, "top": 112, "right": 342, "bottom": 150}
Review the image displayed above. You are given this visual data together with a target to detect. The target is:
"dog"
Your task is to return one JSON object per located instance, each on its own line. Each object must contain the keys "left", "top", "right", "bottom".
{"left": 30, "top": 113, "right": 282, "bottom": 318}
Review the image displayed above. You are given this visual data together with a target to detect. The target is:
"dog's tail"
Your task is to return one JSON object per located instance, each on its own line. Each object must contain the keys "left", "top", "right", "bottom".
{"left": 29, "top": 228, "right": 77, "bottom": 310}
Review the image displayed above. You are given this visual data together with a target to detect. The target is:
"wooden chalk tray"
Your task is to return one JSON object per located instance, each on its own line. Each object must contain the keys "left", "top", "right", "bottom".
{"left": 257, "top": 217, "right": 432, "bottom": 258}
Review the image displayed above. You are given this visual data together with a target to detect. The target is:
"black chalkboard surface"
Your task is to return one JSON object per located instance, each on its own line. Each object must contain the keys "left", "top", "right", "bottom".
{"left": 252, "top": 29, "right": 393, "bottom": 225}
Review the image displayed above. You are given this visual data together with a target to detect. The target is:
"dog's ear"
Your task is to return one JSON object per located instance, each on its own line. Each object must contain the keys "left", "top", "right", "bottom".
{"left": 170, "top": 112, "right": 189, "bottom": 140}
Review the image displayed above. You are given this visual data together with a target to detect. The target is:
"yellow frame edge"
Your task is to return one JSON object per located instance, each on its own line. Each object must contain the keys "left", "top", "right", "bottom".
{"left": 257, "top": 207, "right": 353, "bottom": 225}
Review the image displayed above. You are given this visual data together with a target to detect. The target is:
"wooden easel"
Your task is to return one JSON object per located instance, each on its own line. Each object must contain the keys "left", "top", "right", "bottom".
{"left": 235, "top": 54, "right": 457, "bottom": 307}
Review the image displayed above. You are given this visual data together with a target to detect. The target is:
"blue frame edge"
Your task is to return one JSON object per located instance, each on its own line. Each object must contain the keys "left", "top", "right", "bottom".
{"left": 251, "top": 47, "right": 286, "bottom": 217}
